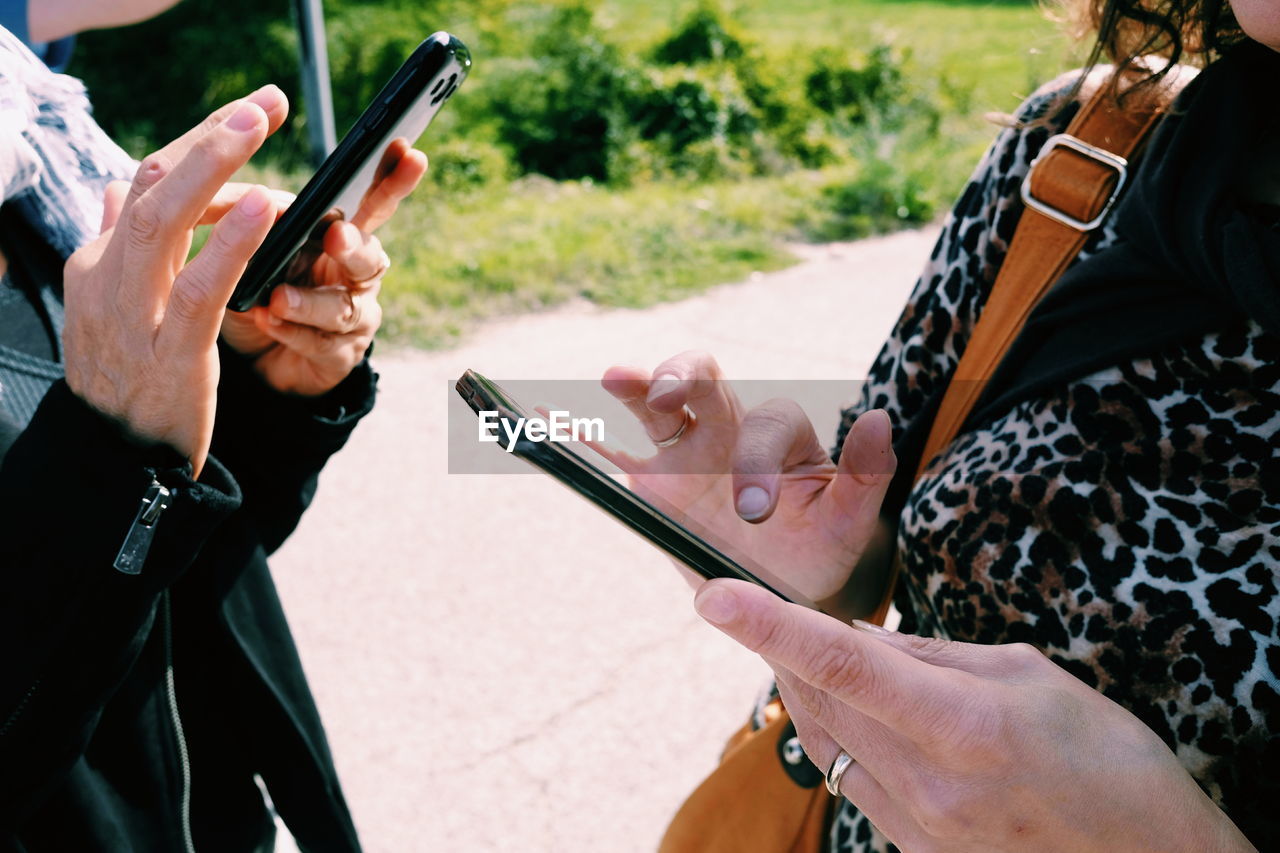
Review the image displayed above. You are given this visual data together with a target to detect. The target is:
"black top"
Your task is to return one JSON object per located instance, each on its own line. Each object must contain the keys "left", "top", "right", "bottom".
{"left": 0, "top": 201, "right": 376, "bottom": 851}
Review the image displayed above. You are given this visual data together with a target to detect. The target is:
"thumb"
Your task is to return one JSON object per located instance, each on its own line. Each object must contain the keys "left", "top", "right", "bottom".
{"left": 824, "top": 409, "right": 896, "bottom": 549}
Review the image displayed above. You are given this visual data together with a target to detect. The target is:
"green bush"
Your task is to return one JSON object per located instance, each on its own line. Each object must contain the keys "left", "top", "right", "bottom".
{"left": 811, "top": 159, "right": 934, "bottom": 240}
{"left": 426, "top": 139, "right": 514, "bottom": 193}
{"left": 69, "top": 0, "right": 507, "bottom": 167}
{"left": 652, "top": 2, "right": 746, "bottom": 64}
{"left": 805, "top": 44, "right": 907, "bottom": 124}
{"left": 485, "top": 5, "right": 644, "bottom": 181}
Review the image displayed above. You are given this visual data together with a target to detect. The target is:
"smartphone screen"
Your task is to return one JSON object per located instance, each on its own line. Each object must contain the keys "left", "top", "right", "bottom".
{"left": 228, "top": 32, "right": 470, "bottom": 312}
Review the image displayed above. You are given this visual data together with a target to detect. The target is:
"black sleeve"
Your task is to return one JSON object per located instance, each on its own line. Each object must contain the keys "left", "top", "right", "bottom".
{"left": 0, "top": 382, "right": 241, "bottom": 823}
{"left": 209, "top": 342, "right": 377, "bottom": 554}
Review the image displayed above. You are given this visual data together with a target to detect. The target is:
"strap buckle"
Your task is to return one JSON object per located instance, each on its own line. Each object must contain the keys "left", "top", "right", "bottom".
{"left": 1020, "top": 133, "right": 1129, "bottom": 232}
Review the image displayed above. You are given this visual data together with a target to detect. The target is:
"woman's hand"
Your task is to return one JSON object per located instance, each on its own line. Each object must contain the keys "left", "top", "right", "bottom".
{"left": 597, "top": 351, "right": 895, "bottom": 606}
{"left": 692, "top": 579, "right": 1258, "bottom": 853}
{"left": 64, "top": 85, "right": 289, "bottom": 478}
{"left": 218, "top": 137, "right": 427, "bottom": 396}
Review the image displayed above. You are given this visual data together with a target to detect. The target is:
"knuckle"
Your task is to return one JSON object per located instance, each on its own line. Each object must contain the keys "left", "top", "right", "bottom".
{"left": 314, "top": 329, "right": 340, "bottom": 355}
{"left": 683, "top": 349, "right": 719, "bottom": 374}
{"left": 743, "top": 609, "right": 788, "bottom": 656}
{"left": 744, "top": 400, "right": 797, "bottom": 437}
{"left": 338, "top": 296, "right": 359, "bottom": 332}
{"left": 134, "top": 153, "right": 170, "bottom": 190}
{"left": 808, "top": 641, "right": 867, "bottom": 695}
{"left": 167, "top": 275, "right": 212, "bottom": 324}
{"left": 1003, "top": 642, "right": 1048, "bottom": 674}
{"left": 127, "top": 199, "right": 166, "bottom": 248}
{"left": 203, "top": 218, "right": 252, "bottom": 259}
{"left": 908, "top": 636, "right": 958, "bottom": 666}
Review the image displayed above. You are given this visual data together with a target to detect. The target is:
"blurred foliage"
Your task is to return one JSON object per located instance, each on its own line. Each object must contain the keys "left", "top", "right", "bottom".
{"left": 68, "top": 0, "right": 1068, "bottom": 346}
{"left": 72, "top": 0, "right": 937, "bottom": 186}
{"left": 651, "top": 2, "right": 746, "bottom": 63}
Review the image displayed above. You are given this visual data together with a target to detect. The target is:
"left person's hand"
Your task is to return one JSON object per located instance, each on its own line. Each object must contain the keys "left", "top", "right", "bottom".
{"left": 222, "top": 136, "right": 426, "bottom": 396}
{"left": 99, "top": 138, "right": 427, "bottom": 398}
{"left": 692, "top": 579, "right": 1258, "bottom": 853}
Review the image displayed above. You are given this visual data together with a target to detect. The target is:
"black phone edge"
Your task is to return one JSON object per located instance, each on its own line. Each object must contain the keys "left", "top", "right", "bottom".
{"left": 455, "top": 370, "right": 818, "bottom": 609}
{"left": 227, "top": 32, "right": 470, "bottom": 312}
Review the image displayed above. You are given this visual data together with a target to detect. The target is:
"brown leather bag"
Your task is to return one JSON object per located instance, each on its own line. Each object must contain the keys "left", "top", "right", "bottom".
{"left": 659, "top": 66, "right": 1191, "bottom": 853}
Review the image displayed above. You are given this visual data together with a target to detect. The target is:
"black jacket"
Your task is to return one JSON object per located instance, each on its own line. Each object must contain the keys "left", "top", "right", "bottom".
{"left": 0, "top": 343, "right": 374, "bottom": 852}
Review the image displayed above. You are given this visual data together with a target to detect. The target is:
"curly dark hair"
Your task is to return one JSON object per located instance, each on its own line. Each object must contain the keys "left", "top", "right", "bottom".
{"left": 1066, "top": 0, "right": 1245, "bottom": 87}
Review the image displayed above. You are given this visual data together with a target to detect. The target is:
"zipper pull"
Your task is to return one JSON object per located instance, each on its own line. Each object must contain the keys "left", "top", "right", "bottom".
{"left": 113, "top": 478, "right": 172, "bottom": 575}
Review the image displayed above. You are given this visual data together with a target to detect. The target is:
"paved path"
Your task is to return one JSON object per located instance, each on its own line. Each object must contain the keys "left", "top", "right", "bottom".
{"left": 271, "top": 227, "right": 939, "bottom": 852}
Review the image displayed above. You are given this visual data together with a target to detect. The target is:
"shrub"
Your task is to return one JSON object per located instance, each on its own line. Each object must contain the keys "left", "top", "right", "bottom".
{"left": 427, "top": 139, "right": 513, "bottom": 193}
{"left": 485, "top": 5, "right": 644, "bottom": 181}
{"left": 652, "top": 2, "right": 747, "bottom": 64}
{"left": 812, "top": 158, "right": 934, "bottom": 240}
{"left": 634, "top": 66, "right": 757, "bottom": 154}
{"left": 805, "top": 44, "right": 910, "bottom": 126}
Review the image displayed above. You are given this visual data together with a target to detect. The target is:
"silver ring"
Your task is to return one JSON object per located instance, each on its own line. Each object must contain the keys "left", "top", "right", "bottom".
{"left": 825, "top": 750, "right": 854, "bottom": 797}
{"left": 652, "top": 406, "right": 693, "bottom": 448}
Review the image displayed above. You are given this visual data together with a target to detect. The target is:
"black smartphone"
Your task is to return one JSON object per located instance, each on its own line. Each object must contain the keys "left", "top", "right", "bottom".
{"left": 228, "top": 32, "right": 470, "bottom": 312}
{"left": 455, "top": 370, "right": 819, "bottom": 609}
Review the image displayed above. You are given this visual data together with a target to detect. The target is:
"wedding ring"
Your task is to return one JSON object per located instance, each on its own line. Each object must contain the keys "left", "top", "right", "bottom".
{"left": 653, "top": 406, "right": 693, "bottom": 448}
{"left": 825, "top": 750, "right": 854, "bottom": 797}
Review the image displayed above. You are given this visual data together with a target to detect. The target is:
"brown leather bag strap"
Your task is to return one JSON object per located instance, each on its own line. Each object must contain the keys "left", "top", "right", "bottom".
{"left": 866, "top": 68, "right": 1193, "bottom": 627}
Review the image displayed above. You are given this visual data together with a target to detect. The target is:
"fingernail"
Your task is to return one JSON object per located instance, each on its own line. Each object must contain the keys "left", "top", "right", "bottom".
{"left": 694, "top": 584, "right": 739, "bottom": 625}
{"left": 237, "top": 186, "right": 270, "bottom": 217}
{"left": 271, "top": 189, "right": 297, "bottom": 208}
{"left": 284, "top": 285, "right": 301, "bottom": 309}
{"left": 847, "top": 409, "right": 896, "bottom": 479}
{"left": 226, "top": 103, "right": 263, "bottom": 133}
{"left": 647, "top": 373, "right": 681, "bottom": 404}
{"left": 736, "top": 486, "right": 770, "bottom": 520}
{"left": 851, "top": 619, "right": 889, "bottom": 634}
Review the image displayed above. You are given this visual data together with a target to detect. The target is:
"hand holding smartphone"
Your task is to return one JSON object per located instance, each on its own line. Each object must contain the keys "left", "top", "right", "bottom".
{"left": 228, "top": 32, "right": 470, "bottom": 312}
{"left": 455, "top": 370, "right": 821, "bottom": 610}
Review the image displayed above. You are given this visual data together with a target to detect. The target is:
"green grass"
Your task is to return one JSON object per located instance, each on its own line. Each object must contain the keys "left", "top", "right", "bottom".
{"left": 374, "top": 177, "right": 798, "bottom": 347}
{"left": 253, "top": 0, "right": 1080, "bottom": 347}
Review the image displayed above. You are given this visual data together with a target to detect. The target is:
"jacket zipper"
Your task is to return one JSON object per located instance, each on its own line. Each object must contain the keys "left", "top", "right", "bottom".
{"left": 162, "top": 591, "right": 196, "bottom": 853}
{"left": 114, "top": 479, "right": 171, "bottom": 575}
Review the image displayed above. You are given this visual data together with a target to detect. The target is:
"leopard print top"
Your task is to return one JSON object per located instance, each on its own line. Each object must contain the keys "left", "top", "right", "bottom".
{"left": 830, "top": 70, "right": 1280, "bottom": 852}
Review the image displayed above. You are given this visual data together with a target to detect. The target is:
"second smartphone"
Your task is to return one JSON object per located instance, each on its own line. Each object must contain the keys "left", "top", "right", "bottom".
{"left": 228, "top": 31, "right": 470, "bottom": 312}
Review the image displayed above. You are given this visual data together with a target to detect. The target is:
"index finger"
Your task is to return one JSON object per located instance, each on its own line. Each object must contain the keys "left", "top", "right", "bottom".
{"left": 116, "top": 85, "right": 289, "bottom": 226}
{"left": 693, "top": 578, "right": 965, "bottom": 742}
{"left": 349, "top": 137, "right": 428, "bottom": 232}
{"left": 731, "top": 398, "right": 832, "bottom": 522}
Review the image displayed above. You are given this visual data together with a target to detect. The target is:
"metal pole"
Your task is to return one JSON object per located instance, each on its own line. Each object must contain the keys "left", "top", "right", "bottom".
{"left": 293, "top": 0, "right": 336, "bottom": 166}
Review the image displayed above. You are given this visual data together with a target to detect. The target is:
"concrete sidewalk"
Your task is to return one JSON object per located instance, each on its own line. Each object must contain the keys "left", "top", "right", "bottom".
{"left": 270, "top": 227, "right": 938, "bottom": 852}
